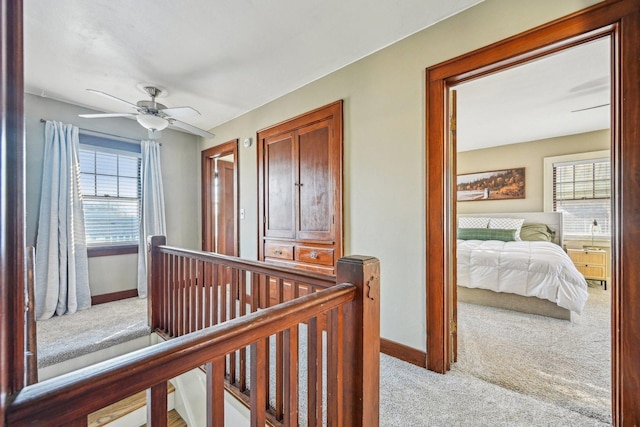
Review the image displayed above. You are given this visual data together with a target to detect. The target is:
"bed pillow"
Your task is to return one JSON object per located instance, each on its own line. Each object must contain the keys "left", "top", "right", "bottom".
{"left": 458, "top": 217, "right": 490, "bottom": 228}
{"left": 488, "top": 218, "right": 525, "bottom": 241}
{"left": 519, "top": 223, "right": 556, "bottom": 242}
{"left": 457, "top": 228, "right": 517, "bottom": 242}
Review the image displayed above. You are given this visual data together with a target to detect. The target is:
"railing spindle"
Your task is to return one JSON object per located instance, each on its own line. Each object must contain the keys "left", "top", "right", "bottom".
{"left": 25, "top": 246, "right": 38, "bottom": 386}
{"left": 206, "top": 358, "right": 225, "bottom": 427}
{"left": 229, "top": 268, "right": 238, "bottom": 385}
{"left": 276, "top": 278, "right": 285, "bottom": 420}
{"left": 250, "top": 338, "right": 268, "bottom": 427}
{"left": 147, "top": 382, "right": 168, "bottom": 427}
{"left": 283, "top": 325, "right": 299, "bottom": 427}
{"left": 204, "top": 262, "right": 212, "bottom": 328}
{"left": 264, "top": 276, "right": 271, "bottom": 408}
{"left": 327, "top": 306, "right": 344, "bottom": 427}
{"left": 239, "top": 269, "right": 248, "bottom": 392}
{"left": 172, "top": 254, "right": 178, "bottom": 337}
{"left": 161, "top": 253, "right": 168, "bottom": 333}
{"left": 185, "top": 258, "right": 191, "bottom": 333}
{"left": 212, "top": 264, "right": 219, "bottom": 326}
{"left": 307, "top": 316, "right": 323, "bottom": 427}
{"left": 190, "top": 258, "right": 197, "bottom": 333}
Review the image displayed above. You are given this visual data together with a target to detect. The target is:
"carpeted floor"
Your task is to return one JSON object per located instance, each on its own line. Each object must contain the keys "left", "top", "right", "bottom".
{"left": 380, "top": 355, "right": 608, "bottom": 426}
{"left": 456, "top": 284, "right": 611, "bottom": 424}
{"left": 35, "top": 290, "right": 611, "bottom": 426}
{"left": 36, "top": 297, "right": 149, "bottom": 367}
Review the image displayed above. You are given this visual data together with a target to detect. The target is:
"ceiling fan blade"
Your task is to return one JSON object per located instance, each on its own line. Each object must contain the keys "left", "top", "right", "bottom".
{"left": 169, "top": 119, "right": 215, "bottom": 139}
{"left": 79, "top": 113, "right": 137, "bottom": 118}
{"left": 571, "top": 103, "right": 610, "bottom": 113}
{"left": 86, "top": 89, "right": 140, "bottom": 110}
{"left": 161, "top": 106, "right": 201, "bottom": 118}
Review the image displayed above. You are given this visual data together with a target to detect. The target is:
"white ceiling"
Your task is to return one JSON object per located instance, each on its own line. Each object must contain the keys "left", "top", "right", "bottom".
{"left": 456, "top": 37, "right": 611, "bottom": 152}
{"left": 24, "top": 0, "right": 482, "bottom": 136}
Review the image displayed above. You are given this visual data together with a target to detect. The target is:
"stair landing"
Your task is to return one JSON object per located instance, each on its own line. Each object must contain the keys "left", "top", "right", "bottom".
{"left": 88, "top": 383, "right": 185, "bottom": 426}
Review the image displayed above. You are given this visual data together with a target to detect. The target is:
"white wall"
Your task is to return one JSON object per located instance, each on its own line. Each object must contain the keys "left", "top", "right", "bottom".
{"left": 201, "top": 0, "right": 604, "bottom": 351}
{"left": 457, "top": 130, "right": 610, "bottom": 214}
{"left": 25, "top": 94, "right": 200, "bottom": 297}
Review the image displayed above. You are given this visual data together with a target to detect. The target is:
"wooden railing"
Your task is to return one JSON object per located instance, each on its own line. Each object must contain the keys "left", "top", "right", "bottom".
{"left": 24, "top": 246, "right": 38, "bottom": 386}
{"left": 147, "top": 236, "right": 380, "bottom": 425}
{"left": 6, "top": 239, "right": 380, "bottom": 426}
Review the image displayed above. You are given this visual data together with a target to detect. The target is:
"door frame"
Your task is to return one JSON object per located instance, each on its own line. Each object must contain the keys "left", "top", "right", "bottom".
{"left": 202, "top": 140, "right": 239, "bottom": 255}
{"left": 425, "top": 1, "right": 640, "bottom": 424}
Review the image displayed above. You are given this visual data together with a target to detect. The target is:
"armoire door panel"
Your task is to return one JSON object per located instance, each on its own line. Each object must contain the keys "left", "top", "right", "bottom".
{"left": 297, "top": 120, "right": 332, "bottom": 241}
{"left": 258, "top": 100, "right": 343, "bottom": 275}
{"left": 265, "top": 134, "right": 295, "bottom": 239}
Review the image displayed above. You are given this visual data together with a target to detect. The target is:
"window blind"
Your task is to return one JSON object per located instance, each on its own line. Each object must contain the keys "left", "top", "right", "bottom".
{"left": 79, "top": 142, "right": 141, "bottom": 246}
{"left": 552, "top": 158, "right": 610, "bottom": 237}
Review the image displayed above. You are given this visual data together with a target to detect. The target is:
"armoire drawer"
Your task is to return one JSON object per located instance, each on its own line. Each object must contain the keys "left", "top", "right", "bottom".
{"left": 295, "top": 246, "right": 334, "bottom": 266}
{"left": 264, "top": 242, "right": 294, "bottom": 260}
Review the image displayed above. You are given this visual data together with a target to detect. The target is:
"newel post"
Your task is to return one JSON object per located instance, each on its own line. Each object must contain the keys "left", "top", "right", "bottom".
{"left": 335, "top": 256, "right": 380, "bottom": 427}
{"left": 147, "top": 235, "right": 166, "bottom": 331}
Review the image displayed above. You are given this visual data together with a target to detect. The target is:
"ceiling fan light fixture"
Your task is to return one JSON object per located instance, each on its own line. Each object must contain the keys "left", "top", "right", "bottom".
{"left": 136, "top": 114, "right": 168, "bottom": 131}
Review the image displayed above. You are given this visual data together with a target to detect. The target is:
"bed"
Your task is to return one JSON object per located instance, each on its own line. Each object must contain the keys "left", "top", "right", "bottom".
{"left": 457, "top": 212, "right": 589, "bottom": 320}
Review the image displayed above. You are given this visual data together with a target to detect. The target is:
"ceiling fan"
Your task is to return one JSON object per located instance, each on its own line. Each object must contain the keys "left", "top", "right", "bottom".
{"left": 78, "top": 86, "right": 215, "bottom": 139}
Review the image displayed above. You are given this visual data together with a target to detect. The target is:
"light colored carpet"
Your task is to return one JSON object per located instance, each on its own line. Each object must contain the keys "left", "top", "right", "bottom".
{"left": 36, "top": 297, "right": 150, "bottom": 367}
{"left": 380, "top": 355, "right": 608, "bottom": 427}
{"left": 35, "top": 293, "right": 611, "bottom": 426}
{"left": 456, "top": 284, "right": 611, "bottom": 424}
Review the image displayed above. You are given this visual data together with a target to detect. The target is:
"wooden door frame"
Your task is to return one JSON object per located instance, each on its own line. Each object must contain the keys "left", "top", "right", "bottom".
{"left": 1, "top": 0, "right": 26, "bottom": 412}
{"left": 425, "top": 1, "right": 640, "bottom": 424}
{"left": 202, "top": 140, "right": 239, "bottom": 256}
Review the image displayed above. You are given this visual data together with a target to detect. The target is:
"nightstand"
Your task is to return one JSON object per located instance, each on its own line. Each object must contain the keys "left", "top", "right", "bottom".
{"left": 567, "top": 248, "right": 607, "bottom": 289}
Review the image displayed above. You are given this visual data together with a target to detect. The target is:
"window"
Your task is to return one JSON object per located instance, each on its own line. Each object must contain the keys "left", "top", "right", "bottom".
{"left": 78, "top": 133, "right": 141, "bottom": 254}
{"left": 544, "top": 151, "right": 611, "bottom": 238}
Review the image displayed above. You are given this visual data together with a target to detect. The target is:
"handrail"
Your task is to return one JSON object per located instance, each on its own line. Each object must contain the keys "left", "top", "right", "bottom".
{"left": 157, "top": 244, "right": 336, "bottom": 289}
{"left": 7, "top": 283, "right": 356, "bottom": 426}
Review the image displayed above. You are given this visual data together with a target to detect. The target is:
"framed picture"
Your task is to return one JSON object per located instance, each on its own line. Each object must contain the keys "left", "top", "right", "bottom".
{"left": 457, "top": 167, "right": 525, "bottom": 201}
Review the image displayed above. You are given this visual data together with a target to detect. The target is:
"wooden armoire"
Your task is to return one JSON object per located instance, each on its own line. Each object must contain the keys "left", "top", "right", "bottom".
{"left": 258, "top": 101, "right": 343, "bottom": 275}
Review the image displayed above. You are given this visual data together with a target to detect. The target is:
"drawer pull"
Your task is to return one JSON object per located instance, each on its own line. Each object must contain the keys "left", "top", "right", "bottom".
{"left": 310, "top": 251, "right": 318, "bottom": 259}
{"left": 274, "top": 250, "right": 282, "bottom": 255}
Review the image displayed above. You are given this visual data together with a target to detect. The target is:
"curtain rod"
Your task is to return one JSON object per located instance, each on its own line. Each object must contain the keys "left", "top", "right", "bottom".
{"left": 39, "top": 118, "right": 162, "bottom": 145}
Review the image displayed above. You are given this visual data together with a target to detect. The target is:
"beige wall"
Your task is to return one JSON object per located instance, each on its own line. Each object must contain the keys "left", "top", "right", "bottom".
{"left": 25, "top": 94, "right": 200, "bottom": 297}
{"left": 201, "top": 0, "right": 603, "bottom": 351}
{"left": 457, "top": 130, "right": 610, "bottom": 214}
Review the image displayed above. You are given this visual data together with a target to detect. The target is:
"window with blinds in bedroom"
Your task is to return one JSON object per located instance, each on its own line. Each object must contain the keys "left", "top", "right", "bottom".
{"left": 78, "top": 133, "right": 141, "bottom": 256}
{"left": 550, "top": 155, "right": 611, "bottom": 238}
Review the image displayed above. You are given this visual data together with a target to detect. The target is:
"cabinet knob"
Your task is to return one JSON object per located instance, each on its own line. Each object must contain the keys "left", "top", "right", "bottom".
{"left": 310, "top": 251, "right": 318, "bottom": 259}
{"left": 274, "top": 250, "right": 282, "bottom": 255}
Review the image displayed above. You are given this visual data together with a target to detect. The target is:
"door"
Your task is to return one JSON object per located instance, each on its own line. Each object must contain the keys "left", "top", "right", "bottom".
{"left": 425, "top": 2, "right": 640, "bottom": 422}
{"left": 216, "top": 159, "right": 235, "bottom": 256}
{"left": 201, "top": 140, "right": 238, "bottom": 255}
{"left": 296, "top": 119, "right": 334, "bottom": 242}
{"left": 264, "top": 132, "right": 296, "bottom": 239}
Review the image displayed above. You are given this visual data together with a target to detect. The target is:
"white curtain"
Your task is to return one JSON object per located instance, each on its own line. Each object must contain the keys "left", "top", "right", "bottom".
{"left": 137, "top": 140, "right": 166, "bottom": 297}
{"left": 35, "top": 121, "right": 91, "bottom": 320}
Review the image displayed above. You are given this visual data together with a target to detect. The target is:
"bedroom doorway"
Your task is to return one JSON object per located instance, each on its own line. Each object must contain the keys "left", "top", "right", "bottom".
{"left": 452, "top": 37, "right": 612, "bottom": 421}
{"left": 425, "top": 1, "right": 640, "bottom": 423}
{"left": 202, "top": 140, "right": 239, "bottom": 256}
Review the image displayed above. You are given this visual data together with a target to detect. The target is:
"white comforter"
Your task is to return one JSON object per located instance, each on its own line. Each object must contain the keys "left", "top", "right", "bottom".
{"left": 457, "top": 240, "right": 589, "bottom": 314}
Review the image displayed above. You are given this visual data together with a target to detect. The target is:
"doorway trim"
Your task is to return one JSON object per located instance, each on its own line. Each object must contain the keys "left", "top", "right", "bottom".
{"left": 202, "top": 140, "right": 239, "bottom": 255}
{"left": 425, "top": 1, "right": 640, "bottom": 424}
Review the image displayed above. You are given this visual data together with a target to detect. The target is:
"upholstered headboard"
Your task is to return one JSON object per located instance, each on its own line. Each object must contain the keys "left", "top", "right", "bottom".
{"left": 458, "top": 212, "right": 564, "bottom": 246}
